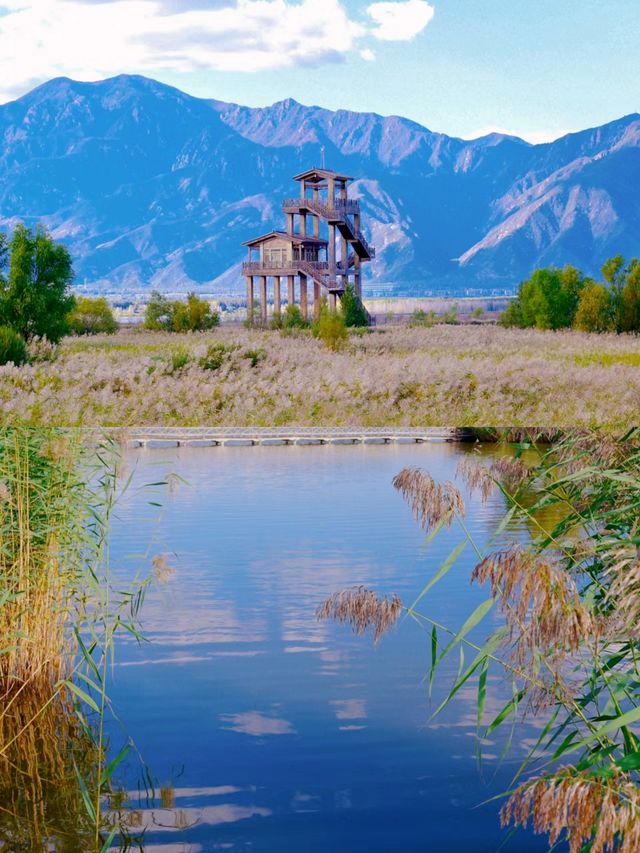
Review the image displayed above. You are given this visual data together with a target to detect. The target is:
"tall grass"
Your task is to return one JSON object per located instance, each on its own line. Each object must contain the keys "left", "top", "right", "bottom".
{"left": 4, "top": 325, "right": 640, "bottom": 426}
{"left": 0, "top": 429, "right": 158, "bottom": 850}
{"left": 320, "top": 429, "right": 640, "bottom": 850}
{"left": 0, "top": 429, "right": 86, "bottom": 692}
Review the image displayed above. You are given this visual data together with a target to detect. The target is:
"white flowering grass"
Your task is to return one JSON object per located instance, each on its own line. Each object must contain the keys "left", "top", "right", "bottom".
{"left": 2, "top": 325, "right": 640, "bottom": 427}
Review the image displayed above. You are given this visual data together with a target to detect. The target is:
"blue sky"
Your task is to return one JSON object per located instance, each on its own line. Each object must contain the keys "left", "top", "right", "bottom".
{"left": 0, "top": 0, "right": 638, "bottom": 141}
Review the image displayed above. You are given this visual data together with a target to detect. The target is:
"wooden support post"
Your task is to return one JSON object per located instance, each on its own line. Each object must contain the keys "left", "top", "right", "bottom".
{"left": 313, "top": 214, "right": 320, "bottom": 238}
{"left": 287, "top": 213, "right": 294, "bottom": 235}
{"left": 246, "top": 277, "right": 254, "bottom": 324}
{"left": 274, "top": 276, "right": 281, "bottom": 317}
{"left": 341, "top": 235, "right": 349, "bottom": 290}
{"left": 300, "top": 179, "right": 306, "bottom": 200}
{"left": 300, "top": 214, "right": 307, "bottom": 238}
{"left": 328, "top": 178, "right": 335, "bottom": 206}
{"left": 260, "top": 276, "right": 267, "bottom": 325}
{"left": 328, "top": 223, "right": 336, "bottom": 276}
{"left": 300, "top": 274, "right": 308, "bottom": 320}
{"left": 314, "top": 281, "right": 321, "bottom": 321}
{"left": 328, "top": 292, "right": 337, "bottom": 312}
{"left": 355, "top": 256, "right": 362, "bottom": 299}
{"left": 288, "top": 275, "right": 295, "bottom": 306}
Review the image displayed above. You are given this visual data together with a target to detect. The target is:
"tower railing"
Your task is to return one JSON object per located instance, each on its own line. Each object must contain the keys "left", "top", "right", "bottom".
{"left": 282, "top": 198, "right": 360, "bottom": 217}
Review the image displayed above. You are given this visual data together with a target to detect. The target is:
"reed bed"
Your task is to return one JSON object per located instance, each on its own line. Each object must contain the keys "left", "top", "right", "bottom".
{"left": 2, "top": 325, "right": 640, "bottom": 426}
{"left": 0, "top": 428, "right": 158, "bottom": 850}
{"left": 320, "top": 430, "right": 640, "bottom": 850}
{"left": 0, "top": 429, "right": 86, "bottom": 693}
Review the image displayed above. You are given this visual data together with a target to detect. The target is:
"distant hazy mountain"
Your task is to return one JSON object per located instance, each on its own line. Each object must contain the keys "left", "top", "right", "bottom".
{"left": 0, "top": 74, "right": 638, "bottom": 295}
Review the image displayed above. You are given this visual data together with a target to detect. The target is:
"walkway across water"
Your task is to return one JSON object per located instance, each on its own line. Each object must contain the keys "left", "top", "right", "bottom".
{"left": 121, "top": 427, "right": 473, "bottom": 449}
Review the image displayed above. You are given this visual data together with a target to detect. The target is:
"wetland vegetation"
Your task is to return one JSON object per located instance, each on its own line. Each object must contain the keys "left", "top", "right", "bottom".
{"left": 2, "top": 324, "right": 640, "bottom": 427}
{"left": 1, "top": 429, "right": 639, "bottom": 850}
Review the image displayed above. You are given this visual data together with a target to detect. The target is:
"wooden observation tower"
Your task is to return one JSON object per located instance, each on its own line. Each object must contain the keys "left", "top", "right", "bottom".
{"left": 242, "top": 168, "right": 375, "bottom": 324}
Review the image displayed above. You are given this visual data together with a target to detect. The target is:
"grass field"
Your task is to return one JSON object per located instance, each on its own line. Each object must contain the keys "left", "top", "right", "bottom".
{"left": 2, "top": 325, "right": 640, "bottom": 427}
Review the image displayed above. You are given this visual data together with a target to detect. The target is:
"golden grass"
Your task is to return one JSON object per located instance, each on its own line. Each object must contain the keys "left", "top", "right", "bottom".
{"left": 4, "top": 325, "right": 640, "bottom": 426}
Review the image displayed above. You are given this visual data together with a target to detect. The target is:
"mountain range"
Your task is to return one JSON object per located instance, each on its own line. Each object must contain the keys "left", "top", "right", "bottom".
{"left": 0, "top": 74, "right": 638, "bottom": 295}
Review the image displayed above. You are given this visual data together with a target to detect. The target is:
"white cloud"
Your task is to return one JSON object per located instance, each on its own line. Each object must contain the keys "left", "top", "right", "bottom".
{"left": 366, "top": 0, "right": 434, "bottom": 42}
{"left": 0, "top": 0, "right": 435, "bottom": 103}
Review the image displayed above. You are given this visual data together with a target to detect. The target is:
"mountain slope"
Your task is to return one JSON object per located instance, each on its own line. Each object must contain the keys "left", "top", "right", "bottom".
{"left": 0, "top": 75, "right": 638, "bottom": 294}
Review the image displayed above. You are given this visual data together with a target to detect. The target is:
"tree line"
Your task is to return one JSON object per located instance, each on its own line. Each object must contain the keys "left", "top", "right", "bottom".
{"left": 0, "top": 225, "right": 221, "bottom": 365}
{"left": 501, "top": 256, "right": 640, "bottom": 332}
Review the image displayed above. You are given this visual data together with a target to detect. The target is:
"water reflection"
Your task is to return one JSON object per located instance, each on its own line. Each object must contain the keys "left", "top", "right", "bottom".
{"left": 101, "top": 444, "right": 550, "bottom": 851}
{"left": 0, "top": 689, "right": 97, "bottom": 851}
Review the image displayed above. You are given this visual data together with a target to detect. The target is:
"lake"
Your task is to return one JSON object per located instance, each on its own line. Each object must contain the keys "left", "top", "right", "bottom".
{"left": 105, "top": 442, "right": 549, "bottom": 852}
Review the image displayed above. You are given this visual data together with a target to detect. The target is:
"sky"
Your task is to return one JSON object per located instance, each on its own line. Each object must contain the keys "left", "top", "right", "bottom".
{"left": 0, "top": 0, "right": 638, "bottom": 142}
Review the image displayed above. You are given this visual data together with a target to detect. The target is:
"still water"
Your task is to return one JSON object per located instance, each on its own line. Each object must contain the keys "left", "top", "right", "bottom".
{"left": 107, "top": 443, "right": 549, "bottom": 853}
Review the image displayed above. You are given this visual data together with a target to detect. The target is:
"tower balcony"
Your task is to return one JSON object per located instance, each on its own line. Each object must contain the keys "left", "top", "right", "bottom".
{"left": 282, "top": 197, "right": 360, "bottom": 219}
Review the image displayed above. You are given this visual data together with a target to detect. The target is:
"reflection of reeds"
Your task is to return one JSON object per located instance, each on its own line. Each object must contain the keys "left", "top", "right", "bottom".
{"left": 502, "top": 768, "right": 640, "bottom": 853}
{"left": 392, "top": 468, "right": 464, "bottom": 532}
{"left": 316, "top": 586, "right": 403, "bottom": 643}
{"left": 0, "top": 687, "right": 97, "bottom": 850}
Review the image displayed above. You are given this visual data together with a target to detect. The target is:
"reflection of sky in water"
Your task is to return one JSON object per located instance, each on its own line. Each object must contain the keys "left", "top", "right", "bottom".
{"left": 107, "top": 444, "right": 549, "bottom": 852}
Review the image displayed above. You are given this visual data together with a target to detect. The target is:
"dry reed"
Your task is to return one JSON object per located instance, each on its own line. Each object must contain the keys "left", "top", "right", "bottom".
{"left": 316, "top": 586, "right": 403, "bottom": 643}
{"left": 392, "top": 468, "right": 465, "bottom": 532}
{"left": 0, "top": 430, "right": 85, "bottom": 694}
{"left": 471, "top": 546, "right": 596, "bottom": 668}
{"left": 501, "top": 768, "right": 640, "bottom": 853}
{"left": 456, "top": 455, "right": 532, "bottom": 501}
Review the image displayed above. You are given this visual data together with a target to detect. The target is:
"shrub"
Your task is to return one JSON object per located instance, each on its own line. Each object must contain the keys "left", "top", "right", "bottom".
{"left": 410, "top": 309, "right": 437, "bottom": 328}
{"left": 281, "top": 304, "right": 309, "bottom": 330}
{"left": 443, "top": 305, "right": 459, "bottom": 325}
{"left": 172, "top": 293, "right": 220, "bottom": 333}
{"left": 199, "top": 342, "right": 233, "bottom": 371}
{"left": 243, "top": 348, "right": 266, "bottom": 368}
{"left": 313, "top": 304, "right": 348, "bottom": 351}
{"left": 144, "top": 291, "right": 174, "bottom": 331}
{"left": 68, "top": 297, "right": 118, "bottom": 336}
{"left": 144, "top": 291, "right": 219, "bottom": 333}
{"left": 340, "top": 284, "right": 369, "bottom": 327}
{"left": 165, "top": 346, "right": 191, "bottom": 374}
{"left": 0, "top": 326, "right": 27, "bottom": 366}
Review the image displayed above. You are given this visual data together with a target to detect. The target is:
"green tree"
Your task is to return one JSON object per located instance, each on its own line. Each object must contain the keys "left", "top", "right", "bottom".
{"left": 340, "top": 284, "right": 369, "bottom": 327}
{"left": 619, "top": 259, "right": 640, "bottom": 333}
{"left": 172, "top": 292, "right": 220, "bottom": 332}
{"left": 0, "top": 325, "right": 27, "bottom": 366}
{"left": 503, "top": 265, "right": 587, "bottom": 330}
{"left": 68, "top": 296, "right": 118, "bottom": 336}
{"left": 0, "top": 225, "right": 75, "bottom": 343}
{"left": 574, "top": 283, "right": 613, "bottom": 332}
{"left": 144, "top": 291, "right": 175, "bottom": 331}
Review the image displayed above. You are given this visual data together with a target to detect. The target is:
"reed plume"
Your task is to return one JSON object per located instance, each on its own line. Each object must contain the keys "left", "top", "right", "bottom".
{"left": 456, "top": 455, "right": 531, "bottom": 501}
{"left": 471, "top": 546, "right": 596, "bottom": 668}
{"left": 393, "top": 468, "right": 465, "bottom": 532}
{"left": 501, "top": 768, "right": 640, "bottom": 853}
{"left": 316, "top": 586, "right": 403, "bottom": 643}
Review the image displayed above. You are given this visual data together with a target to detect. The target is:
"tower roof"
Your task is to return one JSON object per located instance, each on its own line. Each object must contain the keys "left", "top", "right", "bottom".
{"left": 293, "top": 167, "right": 353, "bottom": 184}
{"left": 243, "top": 230, "right": 328, "bottom": 247}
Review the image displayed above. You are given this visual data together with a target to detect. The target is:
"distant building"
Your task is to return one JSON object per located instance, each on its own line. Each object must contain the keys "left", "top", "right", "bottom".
{"left": 242, "top": 168, "right": 375, "bottom": 323}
